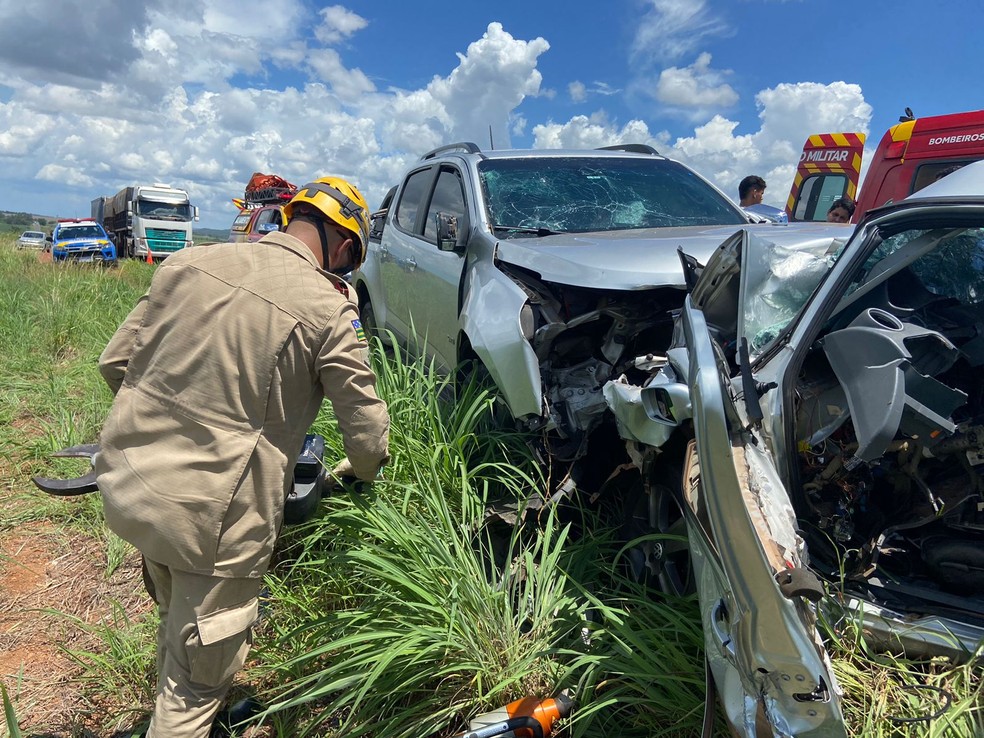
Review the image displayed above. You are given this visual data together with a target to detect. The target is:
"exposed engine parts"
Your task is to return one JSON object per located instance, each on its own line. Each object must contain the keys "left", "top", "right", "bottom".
{"left": 796, "top": 299, "right": 984, "bottom": 610}
{"left": 511, "top": 271, "right": 680, "bottom": 460}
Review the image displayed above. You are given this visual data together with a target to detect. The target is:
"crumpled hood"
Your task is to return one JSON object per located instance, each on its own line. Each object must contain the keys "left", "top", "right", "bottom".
{"left": 494, "top": 225, "right": 748, "bottom": 290}
{"left": 493, "top": 223, "right": 849, "bottom": 290}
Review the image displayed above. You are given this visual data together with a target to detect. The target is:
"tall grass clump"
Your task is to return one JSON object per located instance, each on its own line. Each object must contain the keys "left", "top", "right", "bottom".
{"left": 251, "top": 340, "right": 713, "bottom": 737}
{"left": 257, "top": 342, "right": 569, "bottom": 736}
{"left": 2, "top": 680, "right": 24, "bottom": 738}
{"left": 821, "top": 605, "right": 984, "bottom": 737}
{"left": 0, "top": 242, "right": 152, "bottom": 541}
{"left": 49, "top": 600, "right": 158, "bottom": 732}
{"left": 0, "top": 245, "right": 151, "bottom": 470}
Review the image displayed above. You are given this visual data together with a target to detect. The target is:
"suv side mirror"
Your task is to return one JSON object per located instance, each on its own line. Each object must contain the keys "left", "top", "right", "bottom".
{"left": 369, "top": 208, "right": 388, "bottom": 243}
{"left": 436, "top": 212, "right": 463, "bottom": 252}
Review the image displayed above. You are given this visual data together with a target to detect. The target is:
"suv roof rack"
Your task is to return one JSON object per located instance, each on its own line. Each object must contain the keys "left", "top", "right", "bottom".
{"left": 420, "top": 142, "right": 483, "bottom": 161}
{"left": 596, "top": 143, "right": 660, "bottom": 156}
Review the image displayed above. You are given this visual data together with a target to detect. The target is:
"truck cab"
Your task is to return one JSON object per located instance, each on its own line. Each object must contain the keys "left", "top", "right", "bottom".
{"left": 786, "top": 108, "right": 984, "bottom": 223}
{"left": 98, "top": 183, "right": 198, "bottom": 260}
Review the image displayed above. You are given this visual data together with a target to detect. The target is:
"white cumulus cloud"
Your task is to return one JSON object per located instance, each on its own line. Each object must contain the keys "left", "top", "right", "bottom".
{"left": 532, "top": 113, "right": 669, "bottom": 151}
{"left": 655, "top": 53, "right": 739, "bottom": 113}
{"left": 315, "top": 5, "right": 369, "bottom": 44}
{"left": 0, "top": 1, "right": 872, "bottom": 231}
{"left": 670, "top": 82, "right": 872, "bottom": 205}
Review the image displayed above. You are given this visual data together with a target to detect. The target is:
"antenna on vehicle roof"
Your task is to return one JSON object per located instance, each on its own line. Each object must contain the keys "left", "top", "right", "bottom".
{"left": 489, "top": 125, "right": 494, "bottom": 151}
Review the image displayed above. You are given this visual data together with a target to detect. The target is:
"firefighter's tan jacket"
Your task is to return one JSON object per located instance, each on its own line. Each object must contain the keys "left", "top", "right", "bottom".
{"left": 95, "top": 232, "right": 390, "bottom": 578}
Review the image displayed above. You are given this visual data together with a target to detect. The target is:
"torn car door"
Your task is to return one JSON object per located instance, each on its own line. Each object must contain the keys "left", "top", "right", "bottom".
{"left": 682, "top": 295, "right": 847, "bottom": 737}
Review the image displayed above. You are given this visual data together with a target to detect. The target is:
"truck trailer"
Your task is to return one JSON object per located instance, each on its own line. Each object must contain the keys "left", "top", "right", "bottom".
{"left": 92, "top": 183, "right": 199, "bottom": 260}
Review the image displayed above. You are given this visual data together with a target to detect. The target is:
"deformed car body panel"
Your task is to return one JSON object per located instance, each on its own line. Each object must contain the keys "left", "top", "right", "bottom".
{"left": 493, "top": 224, "right": 763, "bottom": 290}
{"left": 491, "top": 222, "right": 848, "bottom": 439}
{"left": 357, "top": 142, "right": 851, "bottom": 454}
{"left": 460, "top": 253, "right": 543, "bottom": 418}
{"left": 664, "top": 162, "right": 984, "bottom": 735}
{"left": 682, "top": 296, "right": 846, "bottom": 737}
{"left": 355, "top": 146, "right": 778, "bottom": 448}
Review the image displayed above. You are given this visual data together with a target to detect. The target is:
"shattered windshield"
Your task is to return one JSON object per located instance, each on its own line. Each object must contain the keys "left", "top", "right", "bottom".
{"left": 137, "top": 199, "right": 192, "bottom": 221}
{"left": 840, "top": 225, "right": 984, "bottom": 308}
{"left": 479, "top": 157, "right": 745, "bottom": 235}
{"left": 741, "top": 235, "right": 843, "bottom": 354}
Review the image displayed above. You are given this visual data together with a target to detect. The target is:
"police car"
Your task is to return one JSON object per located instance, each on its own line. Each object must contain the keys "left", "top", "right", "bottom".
{"left": 51, "top": 219, "right": 117, "bottom": 264}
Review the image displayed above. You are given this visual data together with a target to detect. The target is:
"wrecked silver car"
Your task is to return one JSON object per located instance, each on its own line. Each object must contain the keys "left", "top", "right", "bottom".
{"left": 611, "top": 162, "right": 984, "bottom": 735}
{"left": 353, "top": 143, "right": 843, "bottom": 486}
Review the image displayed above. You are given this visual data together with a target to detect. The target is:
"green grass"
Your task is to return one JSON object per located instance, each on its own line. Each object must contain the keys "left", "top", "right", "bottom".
{"left": 0, "top": 233, "right": 980, "bottom": 737}
{"left": 2, "top": 682, "right": 23, "bottom": 738}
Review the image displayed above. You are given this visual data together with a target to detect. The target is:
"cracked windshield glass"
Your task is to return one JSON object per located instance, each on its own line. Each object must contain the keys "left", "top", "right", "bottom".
{"left": 479, "top": 157, "right": 745, "bottom": 235}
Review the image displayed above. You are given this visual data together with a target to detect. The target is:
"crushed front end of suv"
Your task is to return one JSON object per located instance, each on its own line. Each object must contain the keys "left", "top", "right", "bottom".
{"left": 51, "top": 219, "right": 116, "bottom": 264}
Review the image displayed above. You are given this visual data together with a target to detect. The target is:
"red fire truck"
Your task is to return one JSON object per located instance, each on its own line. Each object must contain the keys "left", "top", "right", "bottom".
{"left": 786, "top": 108, "right": 984, "bottom": 223}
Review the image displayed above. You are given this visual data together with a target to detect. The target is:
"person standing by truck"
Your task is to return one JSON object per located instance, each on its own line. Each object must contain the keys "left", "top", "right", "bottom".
{"left": 738, "top": 175, "right": 767, "bottom": 207}
{"left": 95, "top": 176, "right": 390, "bottom": 737}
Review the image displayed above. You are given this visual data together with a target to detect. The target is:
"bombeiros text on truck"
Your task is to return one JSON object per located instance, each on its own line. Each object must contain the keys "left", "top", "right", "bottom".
{"left": 91, "top": 183, "right": 199, "bottom": 261}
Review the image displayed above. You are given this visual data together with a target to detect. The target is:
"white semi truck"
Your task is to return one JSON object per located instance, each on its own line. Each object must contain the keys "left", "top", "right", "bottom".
{"left": 92, "top": 183, "right": 199, "bottom": 260}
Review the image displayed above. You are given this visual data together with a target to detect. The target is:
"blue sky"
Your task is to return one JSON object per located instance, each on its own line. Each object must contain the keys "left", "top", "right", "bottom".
{"left": 0, "top": 0, "right": 980, "bottom": 229}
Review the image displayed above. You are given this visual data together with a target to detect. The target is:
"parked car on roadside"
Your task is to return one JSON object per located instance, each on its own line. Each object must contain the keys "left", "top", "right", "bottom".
{"left": 16, "top": 230, "right": 47, "bottom": 249}
{"left": 623, "top": 160, "right": 984, "bottom": 736}
{"left": 50, "top": 219, "right": 116, "bottom": 264}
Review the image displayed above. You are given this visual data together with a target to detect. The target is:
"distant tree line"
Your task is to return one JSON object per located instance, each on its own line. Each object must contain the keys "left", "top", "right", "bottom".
{"left": 1, "top": 211, "right": 49, "bottom": 227}
{"left": 0, "top": 211, "right": 49, "bottom": 235}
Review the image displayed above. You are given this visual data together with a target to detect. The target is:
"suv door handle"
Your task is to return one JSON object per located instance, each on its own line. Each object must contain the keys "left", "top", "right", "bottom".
{"left": 405, "top": 257, "right": 417, "bottom": 271}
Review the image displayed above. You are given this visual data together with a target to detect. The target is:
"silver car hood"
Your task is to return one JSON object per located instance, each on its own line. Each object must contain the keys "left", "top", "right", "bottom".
{"left": 493, "top": 223, "right": 847, "bottom": 290}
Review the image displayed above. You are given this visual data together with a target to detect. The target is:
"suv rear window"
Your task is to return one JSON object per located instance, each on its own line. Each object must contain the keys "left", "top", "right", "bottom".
{"left": 479, "top": 157, "right": 745, "bottom": 233}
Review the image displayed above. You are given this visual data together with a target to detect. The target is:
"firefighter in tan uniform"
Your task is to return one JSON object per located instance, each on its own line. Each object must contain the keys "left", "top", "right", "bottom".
{"left": 95, "top": 177, "right": 389, "bottom": 737}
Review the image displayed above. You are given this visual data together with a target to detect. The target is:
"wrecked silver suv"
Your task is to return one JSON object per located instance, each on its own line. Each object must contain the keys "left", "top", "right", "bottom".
{"left": 353, "top": 143, "right": 841, "bottom": 486}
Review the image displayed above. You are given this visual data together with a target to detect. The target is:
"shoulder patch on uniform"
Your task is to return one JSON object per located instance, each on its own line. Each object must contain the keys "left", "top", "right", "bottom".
{"left": 352, "top": 319, "right": 367, "bottom": 342}
{"left": 334, "top": 281, "right": 350, "bottom": 298}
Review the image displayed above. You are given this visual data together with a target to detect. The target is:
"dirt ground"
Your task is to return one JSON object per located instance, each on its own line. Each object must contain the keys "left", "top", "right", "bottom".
{"left": 0, "top": 511, "right": 152, "bottom": 737}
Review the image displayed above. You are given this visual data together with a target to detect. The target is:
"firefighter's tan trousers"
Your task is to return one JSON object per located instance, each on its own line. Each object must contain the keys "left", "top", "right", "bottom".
{"left": 143, "top": 558, "right": 262, "bottom": 738}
